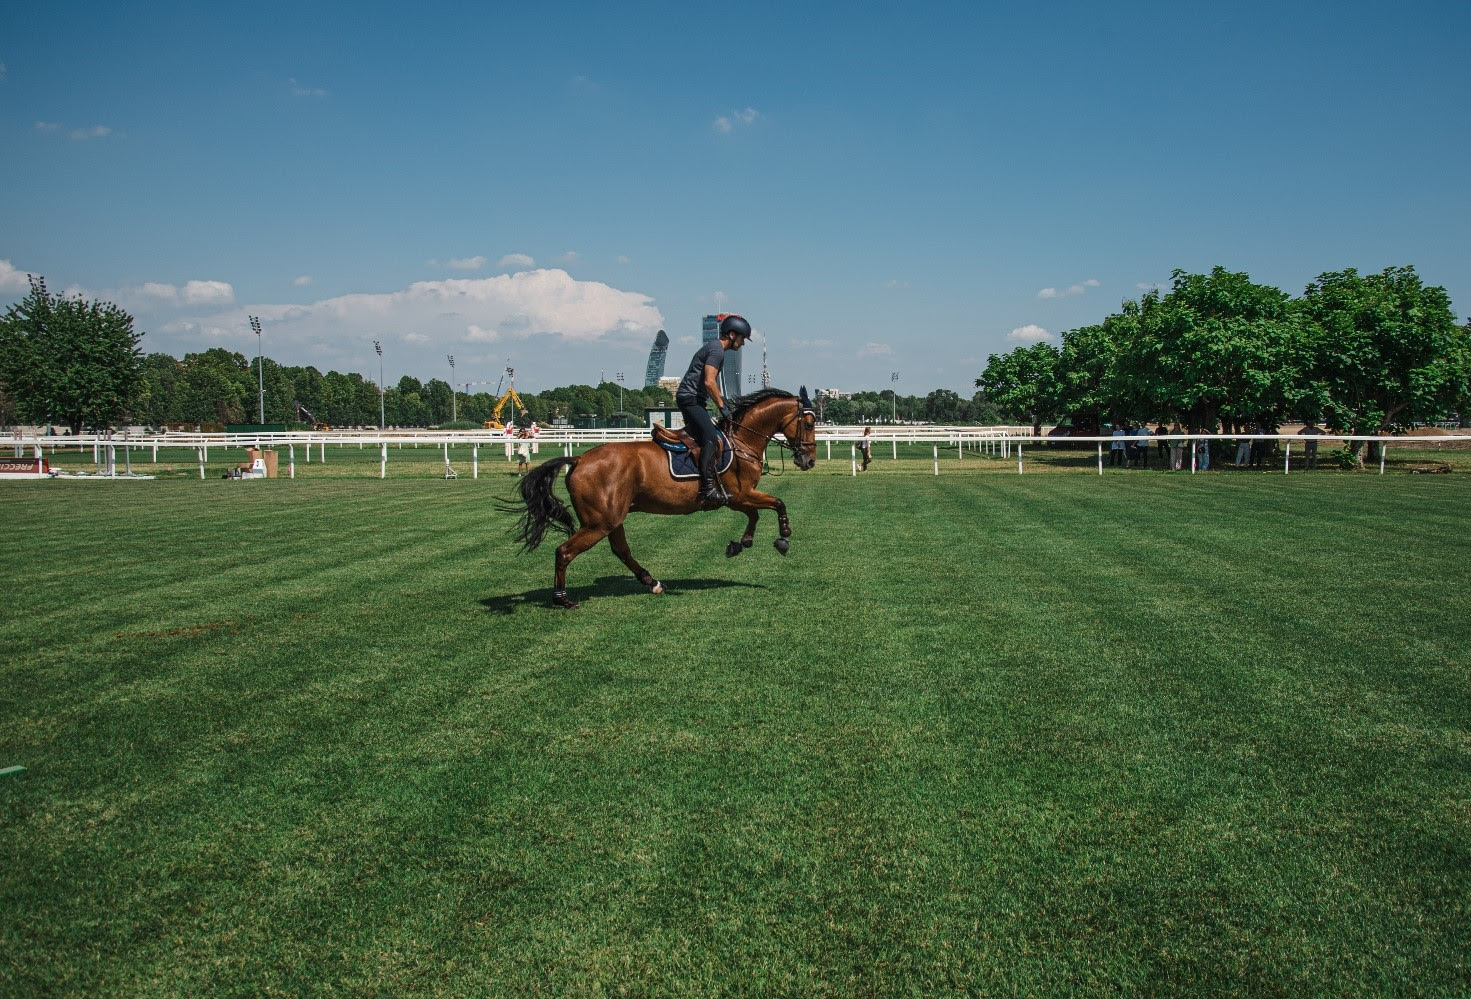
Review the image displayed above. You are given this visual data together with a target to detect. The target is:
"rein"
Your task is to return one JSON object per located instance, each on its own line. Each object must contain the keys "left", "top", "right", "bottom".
{"left": 720, "top": 400, "right": 814, "bottom": 470}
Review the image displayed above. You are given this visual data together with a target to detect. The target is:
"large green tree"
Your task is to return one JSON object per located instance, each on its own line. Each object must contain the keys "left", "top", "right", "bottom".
{"left": 1298, "top": 266, "right": 1469, "bottom": 454}
{"left": 1111, "top": 268, "right": 1306, "bottom": 432}
{"left": 977, "top": 341, "right": 1061, "bottom": 436}
{"left": 0, "top": 276, "right": 144, "bottom": 432}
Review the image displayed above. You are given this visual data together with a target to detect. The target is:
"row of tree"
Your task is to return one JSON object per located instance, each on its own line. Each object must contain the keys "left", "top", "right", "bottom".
{"left": 135, "top": 348, "right": 684, "bottom": 429}
{"left": 978, "top": 266, "right": 1470, "bottom": 455}
{"left": 815, "top": 389, "right": 1002, "bottom": 425}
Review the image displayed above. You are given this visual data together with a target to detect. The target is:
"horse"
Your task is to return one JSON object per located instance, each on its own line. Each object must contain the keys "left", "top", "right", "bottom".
{"left": 507, "top": 388, "right": 817, "bottom": 608}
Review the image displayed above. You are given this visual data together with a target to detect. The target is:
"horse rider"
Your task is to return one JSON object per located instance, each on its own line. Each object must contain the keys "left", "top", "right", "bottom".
{"left": 675, "top": 313, "right": 753, "bottom": 503}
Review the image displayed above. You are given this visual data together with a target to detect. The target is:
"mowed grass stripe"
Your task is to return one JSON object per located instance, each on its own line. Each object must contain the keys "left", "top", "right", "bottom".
{"left": 2, "top": 474, "right": 1468, "bottom": 995}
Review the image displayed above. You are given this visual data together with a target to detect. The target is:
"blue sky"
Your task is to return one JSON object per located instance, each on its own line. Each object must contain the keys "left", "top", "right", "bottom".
{"left": 2, "top": 0, "right": 1467, "bottom": 397}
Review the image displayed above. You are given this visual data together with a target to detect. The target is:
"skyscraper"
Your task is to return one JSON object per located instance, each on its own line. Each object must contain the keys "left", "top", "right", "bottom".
{"left": 703, "top": 314, "right": 743, "bottom": 400}
{"left": 643, "top": 329, "right": 669, "bottom": 388}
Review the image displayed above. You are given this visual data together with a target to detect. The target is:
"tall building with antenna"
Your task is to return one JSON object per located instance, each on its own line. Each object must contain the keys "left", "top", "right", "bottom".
{"left": 643, "top": 329, "right": 669, "bottom": 388}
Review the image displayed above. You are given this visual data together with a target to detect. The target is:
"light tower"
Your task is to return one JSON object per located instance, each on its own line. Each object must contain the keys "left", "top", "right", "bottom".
{"left": 373, "top": 340, "right": 385, "bottom": 428}
{"left": 248, "top": 316, "right": 265, "bottom": 423}
{"left": 448, "top": 355, "right": 456, "bottom": 422}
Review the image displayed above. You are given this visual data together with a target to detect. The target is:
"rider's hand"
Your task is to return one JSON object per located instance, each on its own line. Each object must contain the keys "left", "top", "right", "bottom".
{"left": 719, "top": 403, "right": 732, "bottom": 420}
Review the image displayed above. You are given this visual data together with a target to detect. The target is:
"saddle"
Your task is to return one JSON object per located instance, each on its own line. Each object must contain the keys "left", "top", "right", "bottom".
{"left": 650, "top": 423, "right": 734, "bottom": 480}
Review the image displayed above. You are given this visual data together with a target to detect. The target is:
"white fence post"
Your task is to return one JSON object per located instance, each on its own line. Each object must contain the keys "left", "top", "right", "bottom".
{"left": 851, "top": 444, "right": 856, "bottom": 476}
{"left": 1284, "top": 441, "right": 1291, "bottom": 474}
{"left": 1097, "top": 442, "right": 1103, "bottom": 475}
{"left": 1017, "top": 442, "right": 1023, "bottom": 475}
{"left": 1380, "top": 442, "right": 1386, "bottom": 475}
{"left": 932, "top": 445, "right": 938, "bottom": 475}
{"left": 289, "top": 444, "right": 295, "bottom": 479}
{"left": 380, "top": 442, "right": 387, "bottom": 479}
{"left": 197, "top": 447, "right": 205, "bottom": 480}
{"left": 473, "top": 443, "right": 479, "bottom": 479}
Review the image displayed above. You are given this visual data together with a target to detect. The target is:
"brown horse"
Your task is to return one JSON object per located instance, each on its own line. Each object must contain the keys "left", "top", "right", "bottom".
{"left": 508, "top": 388, "right": 818, "bottom": 608}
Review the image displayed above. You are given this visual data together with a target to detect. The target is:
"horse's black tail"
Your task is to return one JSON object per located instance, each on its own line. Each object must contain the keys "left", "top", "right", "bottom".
{"left": 501, "top": 456, "right": 578, "bottom": 552}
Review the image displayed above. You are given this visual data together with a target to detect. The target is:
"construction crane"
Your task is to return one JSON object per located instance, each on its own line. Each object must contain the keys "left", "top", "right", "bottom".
{"left": 483, "top": 364, "right": 526, "bottom": 429}
{"left": 484, "top": 388, "right": 527, "bottom": 429}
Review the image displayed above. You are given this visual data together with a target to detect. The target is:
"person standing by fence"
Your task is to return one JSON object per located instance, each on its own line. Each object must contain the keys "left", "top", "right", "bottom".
{"left": 858, "top": 426, "right": 872, "bottom": 471}
{"left": 1132, "top": 422, "right": 1151, "bottom": 468}
{"left": 1235, "top": 424, "right": 1254, "bottom": 468}
{"left": 1169, "top": 421, "right": 1186, "bottom": 470}
{"left": 1298, "top": 420, "right": 1322, "bottom": 470}
{"left": 1111, "top": 423, "right": 1127, "bottom": 467}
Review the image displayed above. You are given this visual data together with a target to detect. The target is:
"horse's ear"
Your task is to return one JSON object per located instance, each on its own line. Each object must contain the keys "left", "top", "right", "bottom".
{"left": 799, "top": 385, "right": 811, "bottom": 409}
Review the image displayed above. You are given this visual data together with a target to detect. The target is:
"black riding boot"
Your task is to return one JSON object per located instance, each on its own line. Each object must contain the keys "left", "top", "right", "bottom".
{"left": 698, "top": 443, "right": 726, "bottom": 503}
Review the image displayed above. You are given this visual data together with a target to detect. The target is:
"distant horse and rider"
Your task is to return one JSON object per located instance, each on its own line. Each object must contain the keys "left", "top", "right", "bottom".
{"left": 506, "top": 386, "right": 818, "bottom": 608}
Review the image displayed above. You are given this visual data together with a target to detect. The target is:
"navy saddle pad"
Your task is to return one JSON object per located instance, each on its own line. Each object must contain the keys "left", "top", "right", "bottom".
{"left": 655, "top": 430, "right": 734, "bottom": 480}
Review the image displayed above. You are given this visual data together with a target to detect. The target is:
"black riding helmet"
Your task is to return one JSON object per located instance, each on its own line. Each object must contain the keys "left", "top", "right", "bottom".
{"left": 718, "top": 313, "right": 753, "bottom": 341}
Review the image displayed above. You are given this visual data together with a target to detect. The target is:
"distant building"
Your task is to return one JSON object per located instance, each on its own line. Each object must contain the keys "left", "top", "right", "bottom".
{"left": 657, "top": 376, "right": 681, "bottom": 394}
{"left": 815, "top": 388, "right": 850, "bottom": 402}
{"left": 703, "top": 314, "right": 743, "bottom": 399}
{"left": 643, "top": 329, "right": 670, "bottom": 388}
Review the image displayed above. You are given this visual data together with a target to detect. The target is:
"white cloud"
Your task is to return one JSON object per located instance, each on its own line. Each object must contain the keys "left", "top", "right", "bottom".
{"left": 0, "top": 260, "right": 33, "bottom": 292}
{"left": 293, "top": 275, "right": 313, "bottom": 287}
{"left": 167, "top": 269, "right": 662, "bottom": 358}
{"left": 712, "top": 291, "right": 728, "bottom": 308}
{"left": 882, "top": 279, "right": 910, "bottom": 289}
{"left": 1008, "top": 324, "right": 1053, "bottom": 343}
{"left": 791, "top": 338, "right": 835, "bottom": 349}
{"left": 404, "top": 332, "right": 430, "bottom": 345}
{"left": 615, "top": 255, "right": 631, "bottom": 265}
{"left": 497, "top": 253, "right": 535, "bottom": 270}
{"left": 1037, "top": 278, "right": 1100, "bottom": 300}
{"left": 1136, "top": 281, "right": 1166, "bottom": 292}
{"left": 34, "top": 121, "right": 59, "bottom": 132}
{"left": 554, "top": 251, "right": 581, "bottom": 265}
{"left": 182, "top": 280, "right": 234, "bottom": 305}
{"left": 70, "top": 125, "right": 112, "bottom": 140}
{"left": 858, "top": 342, "right": 893, "bottom": 357}
{"left": 289, "top": 78, "right": 328, "bottom": 98}
{"left": 714, "top": 107, "right": 760, "bottom": 132}
{"left": 127, "top": 279, "right": 234, "bottom": 306}
{"left": 448, "top": 256, "right": 486, "bottom": 270}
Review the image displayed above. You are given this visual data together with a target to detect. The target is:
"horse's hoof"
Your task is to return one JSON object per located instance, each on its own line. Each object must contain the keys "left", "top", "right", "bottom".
{"left": 773, "top": 537, "right": 789, "bottom": 555}
{"left": 741, "top": 537, "right": 753, "bottom": 549}
{"left": 650, "top": 581, "right": 664, "bottom": 595}
{"left": 552, "top": 590, "right": 580, "bottom": 609}
{"left": 726, "top": 540, "right": 742, "bottom": 558}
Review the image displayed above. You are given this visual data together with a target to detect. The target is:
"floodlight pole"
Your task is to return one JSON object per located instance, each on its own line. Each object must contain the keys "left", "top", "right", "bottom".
{"left": 448, "top": 355, "right": 457, "bottom": 422}
{"left": 891, "top": 371, "right": 899, "bottom": 424}
{"left": 374, "top": 340, "right": 385, "bottom": 428}
{"left": 616, "top": 371, "right": 624, "bottom": 424}
{"left": 250, "top": 316, "right": 265, "bottom": 423}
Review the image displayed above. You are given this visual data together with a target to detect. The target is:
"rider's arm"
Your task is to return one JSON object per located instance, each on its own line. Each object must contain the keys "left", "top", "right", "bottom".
{"left": 703, "top": 364, "right": 724, "bottom": 410}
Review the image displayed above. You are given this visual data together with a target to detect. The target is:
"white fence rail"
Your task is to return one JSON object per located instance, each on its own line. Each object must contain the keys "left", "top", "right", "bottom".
{"left": 7, "top": 427, "right": 1467, "bottom": 480}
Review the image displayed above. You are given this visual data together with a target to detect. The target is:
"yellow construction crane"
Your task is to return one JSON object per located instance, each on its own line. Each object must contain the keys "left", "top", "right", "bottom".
{"left": 484, "top": 387, "right": 527, "bottom": 430}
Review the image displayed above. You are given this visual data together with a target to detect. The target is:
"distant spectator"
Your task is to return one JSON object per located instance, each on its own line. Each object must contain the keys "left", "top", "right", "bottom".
{"left": 1234, "top": 424, "right": 1253, "bottom": 468}
{"left": 1132, "top": 422, "right": 1151, "bottom": 468}
{"left": 1169, "top": 422, "right": 1186, "bottom": 470}
{"left": 1195, "top": 434, "right": 1211, "bottom": 471}
{"left": 1298, "top": 420, "right": 1322, "bottom": 470}
{"left": 1156, "top": 421, "right": 1170, "bottom": 462}
{"left": 858, "top": 426, "right": 872, "bottom": 471}
{"left": 1110, "top": 423, "right": 1127, "bottom": 467}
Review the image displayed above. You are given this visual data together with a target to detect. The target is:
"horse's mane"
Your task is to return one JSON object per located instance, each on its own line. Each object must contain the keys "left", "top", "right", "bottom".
{"left": 728, "top": 388, "right": 795, "bottom": 419}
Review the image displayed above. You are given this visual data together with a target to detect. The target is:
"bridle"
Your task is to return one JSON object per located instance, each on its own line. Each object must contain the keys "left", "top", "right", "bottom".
{"left": 721, "top": 398, "right": 816, "bottom": 468}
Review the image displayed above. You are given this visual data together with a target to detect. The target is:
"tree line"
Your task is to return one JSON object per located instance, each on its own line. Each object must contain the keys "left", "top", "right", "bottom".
{"left": 0, "top": 274, "right": 692, "bottom": 429}
{"left": 978, "top": 265, "right": 1471, "bottom": 457}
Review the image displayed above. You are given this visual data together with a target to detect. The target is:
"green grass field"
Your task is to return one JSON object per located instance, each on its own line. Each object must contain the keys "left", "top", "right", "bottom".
{"left": 2, "top": 464, "right": 1468, "bottom": 995}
